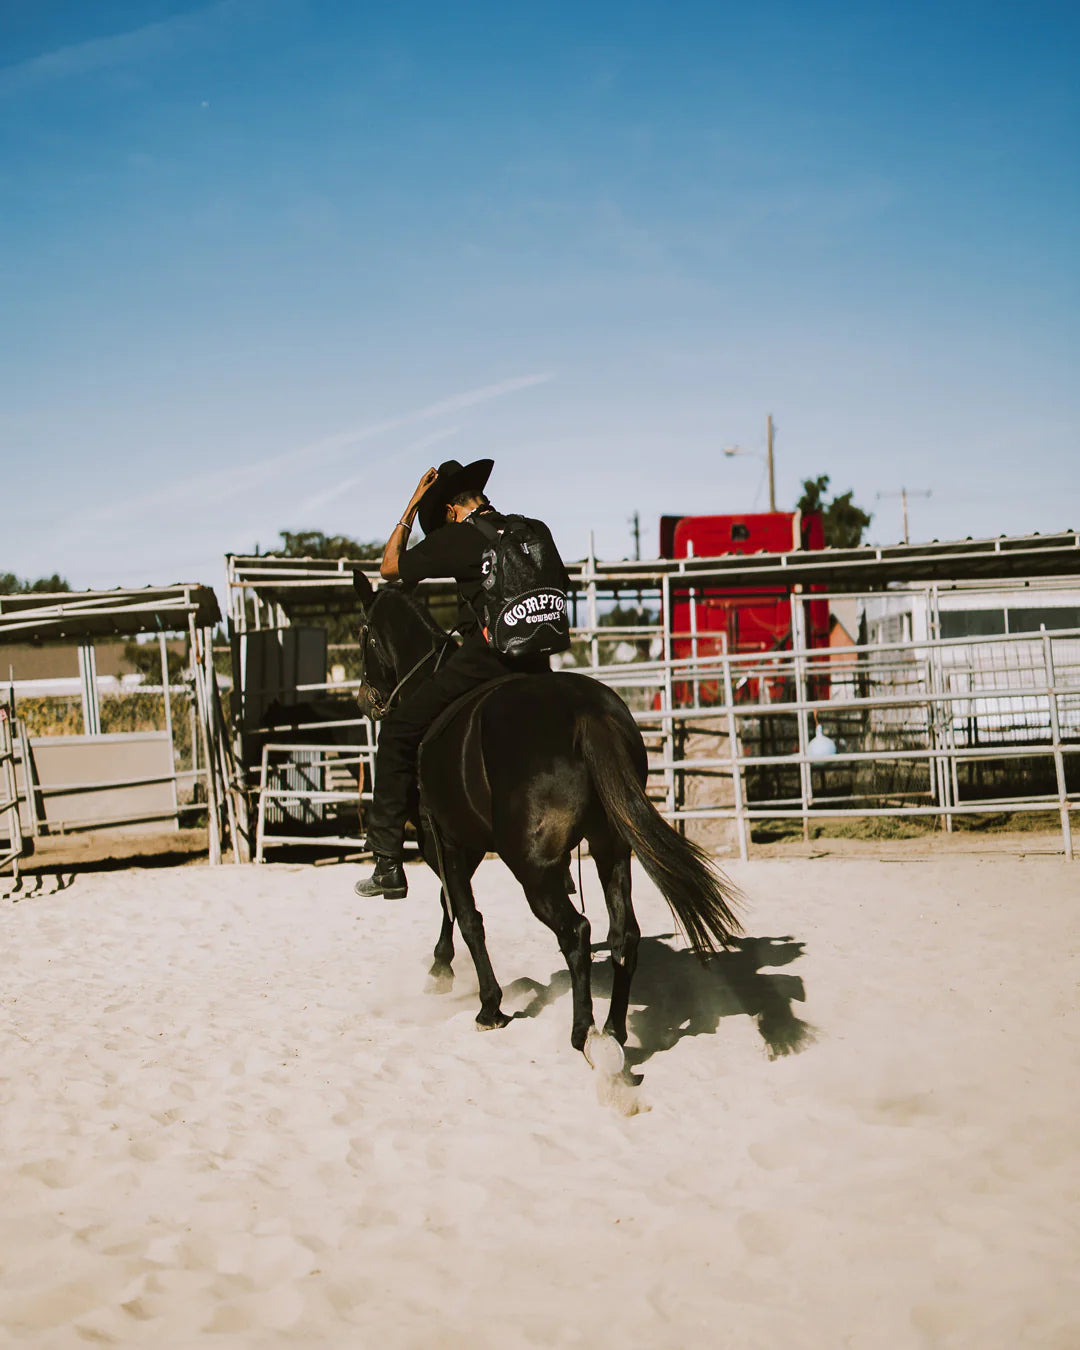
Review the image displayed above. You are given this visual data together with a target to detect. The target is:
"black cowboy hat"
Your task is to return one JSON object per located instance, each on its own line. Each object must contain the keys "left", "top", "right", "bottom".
{"left": 417, "top": 458, "right": 494, "bottom": 535}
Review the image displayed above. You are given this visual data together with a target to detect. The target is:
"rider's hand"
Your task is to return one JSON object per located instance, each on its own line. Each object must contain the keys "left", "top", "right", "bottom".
{"left": 409, "top": 467, "right": 439, "bottom": 509}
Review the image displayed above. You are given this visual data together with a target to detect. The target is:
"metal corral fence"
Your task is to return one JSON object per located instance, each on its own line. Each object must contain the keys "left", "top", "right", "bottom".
{"left": 574, "top": 604, "right": 1080, "bottom": 865}
{"left": 225, "top": 553, "right": 1080, "bottom": 862}
{"left": 0, "top": 586, "right": 240, "bottom": 872}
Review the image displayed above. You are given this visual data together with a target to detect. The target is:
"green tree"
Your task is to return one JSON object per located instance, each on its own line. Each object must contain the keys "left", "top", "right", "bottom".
{"left": 122, "top": 641, "right": 188, "bottom": 683}
{"left": 600, "top": 603, "right": 658, "bottom": 628}
{"left": 796, "top": 476, "right": 872, "bottom": 548}
{"left": 0, "top": 572, "right": 72, "bottom": 594}
{"left": 273, "top": 531, "right": 383, "bottom": 561}
{"left": 269, "top": 531, "right": 387, "bottom": 644}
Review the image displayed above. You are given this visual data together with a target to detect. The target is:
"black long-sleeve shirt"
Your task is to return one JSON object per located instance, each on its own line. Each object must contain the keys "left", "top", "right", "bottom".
{"left": 397, "top": 512, "right": 492, "bottom": 636}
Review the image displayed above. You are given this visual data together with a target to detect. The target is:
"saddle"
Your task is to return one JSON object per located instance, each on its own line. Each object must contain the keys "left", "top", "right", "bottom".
{"left": 419, "top": 672, "right": 528, "bottom": 754}
{"left": 415, "top": 674, "right": 529, "bottom": 875}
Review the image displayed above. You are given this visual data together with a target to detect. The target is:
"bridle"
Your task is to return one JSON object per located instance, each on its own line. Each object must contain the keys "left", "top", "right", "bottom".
{"left": 356, "top": 589, "right": 448, "bottom": 720}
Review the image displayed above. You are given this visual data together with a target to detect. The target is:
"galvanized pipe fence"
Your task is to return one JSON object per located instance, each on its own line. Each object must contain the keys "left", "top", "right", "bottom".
{"left": 225, "top": 556, "right": 1080, "bottom": 862}
{"left": 1, "top": 585, "right": 233, "bottom": 873}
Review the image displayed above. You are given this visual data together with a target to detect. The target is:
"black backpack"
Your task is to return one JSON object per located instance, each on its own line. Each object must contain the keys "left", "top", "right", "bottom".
{"left": 468, "top": 512, "right": 572, "bottom": 658}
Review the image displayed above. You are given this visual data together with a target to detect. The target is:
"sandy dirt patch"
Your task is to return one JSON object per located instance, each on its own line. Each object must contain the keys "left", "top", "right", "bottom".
{"left": 2, "top": 853, "right": 1078, "bottom": 1348}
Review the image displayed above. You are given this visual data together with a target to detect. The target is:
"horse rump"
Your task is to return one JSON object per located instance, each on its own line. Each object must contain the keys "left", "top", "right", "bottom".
{"left": 574, "top": 710, "right": 743, "bottom": 955}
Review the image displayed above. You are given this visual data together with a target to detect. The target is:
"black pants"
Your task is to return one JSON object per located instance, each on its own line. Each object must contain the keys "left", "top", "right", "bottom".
{"left": 365, "top": 637, "right": 548, "bottom": 858}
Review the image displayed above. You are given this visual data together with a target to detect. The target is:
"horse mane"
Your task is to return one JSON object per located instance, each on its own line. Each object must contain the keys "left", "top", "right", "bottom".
{"left": 375, "top": 583, "right": 456, "bottom": 650}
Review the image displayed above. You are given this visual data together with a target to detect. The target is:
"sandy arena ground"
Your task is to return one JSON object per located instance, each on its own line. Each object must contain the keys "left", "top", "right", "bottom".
{"left": 2, "top": 852, "right": 1079, "bottom": 1349}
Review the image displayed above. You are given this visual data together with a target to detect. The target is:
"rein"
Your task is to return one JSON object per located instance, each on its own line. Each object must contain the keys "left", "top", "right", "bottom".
{"left": 358, "top": 589, "right": 452, "bottom": 719}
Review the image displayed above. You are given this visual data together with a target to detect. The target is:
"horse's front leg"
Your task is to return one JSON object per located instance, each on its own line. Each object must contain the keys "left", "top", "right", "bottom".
{"left": 416, "top": 810, "right": 456, "bottom": 990}
{"left": 443, "top": 845, "right": 510, "bottom": 1031}
{"left": 427, "top": 888, "right": 456, "bottom": 992}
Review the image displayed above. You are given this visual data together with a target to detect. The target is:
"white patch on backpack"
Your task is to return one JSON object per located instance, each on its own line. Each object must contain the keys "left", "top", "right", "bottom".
{"left": 501, "top": 591, "right": 567, "bottom": 628}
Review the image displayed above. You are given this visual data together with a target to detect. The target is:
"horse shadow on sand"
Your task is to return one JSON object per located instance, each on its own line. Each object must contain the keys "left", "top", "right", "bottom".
{"left": 501, "top": 933, "right": 815, "bottom": 1068}
{"left": 2, "top": 871, "right": 76, "bottom": 902}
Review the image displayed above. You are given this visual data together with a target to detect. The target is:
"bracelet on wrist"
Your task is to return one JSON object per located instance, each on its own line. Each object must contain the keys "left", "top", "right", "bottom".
{"left": 398, "top": 519, "right": 413, "bottom": 532}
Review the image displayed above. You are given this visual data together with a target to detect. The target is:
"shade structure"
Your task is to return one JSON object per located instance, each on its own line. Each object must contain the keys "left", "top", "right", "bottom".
{"left": 0, "top": 585, "right": 221, "bottom": 644}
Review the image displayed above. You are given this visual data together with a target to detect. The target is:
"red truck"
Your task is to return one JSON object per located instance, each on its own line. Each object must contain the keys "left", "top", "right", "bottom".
{"left": 659, "top": 510, "right": 829, "bottom": 703}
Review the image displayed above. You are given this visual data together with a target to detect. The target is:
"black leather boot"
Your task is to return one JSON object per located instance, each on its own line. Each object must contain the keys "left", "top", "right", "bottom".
{"left": 354, "top": 855, "right": 408, "bottom": 899}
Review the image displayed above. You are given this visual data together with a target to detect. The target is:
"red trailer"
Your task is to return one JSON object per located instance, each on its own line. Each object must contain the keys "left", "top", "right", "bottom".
{"left": 659, "top": 510, "right": 829, "bottom": 703}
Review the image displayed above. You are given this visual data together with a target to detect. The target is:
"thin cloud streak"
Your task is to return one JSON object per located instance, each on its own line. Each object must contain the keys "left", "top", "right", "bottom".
{"left": 279, "top": 372, "right": 553, "bottom": 471}
{"left": 297, "top": 426, "right": 461, "bottom": 516}
{"left": 65, "top": 372, "right": 555, "bottom": 532}
{"left": 205, "top": 371, "right": 553, "bottom": 506}
{"left": 0, "top": 1, "right": 240, "bottom": 96}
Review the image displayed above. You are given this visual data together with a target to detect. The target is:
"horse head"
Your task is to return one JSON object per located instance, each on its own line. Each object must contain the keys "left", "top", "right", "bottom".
{"left": 351, "top": 569, "right": 395, "bottom": 720}
{"left": 351, "top": 570, "right": 453, "bottom": 720}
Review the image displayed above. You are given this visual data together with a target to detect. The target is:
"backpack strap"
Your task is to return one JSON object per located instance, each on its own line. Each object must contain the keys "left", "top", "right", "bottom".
{"left": 466, "top": 511, "right": 502, "bottom": 543}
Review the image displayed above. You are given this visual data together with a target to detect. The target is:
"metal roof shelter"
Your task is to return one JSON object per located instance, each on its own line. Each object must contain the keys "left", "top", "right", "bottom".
{"left": 226, "top": 530, "right": 1080, "bottom": 624}
{"left": 611, "top": 528, "right": 1080, "bottom": 589}
{"left": 0, "top": 585, "right": 238, "bottom": 875}
{"left": 0, "top": 585, "right": 220, "bottom": 642}
{"left": 225, "top": 557, "right": 374, "bottom": 627}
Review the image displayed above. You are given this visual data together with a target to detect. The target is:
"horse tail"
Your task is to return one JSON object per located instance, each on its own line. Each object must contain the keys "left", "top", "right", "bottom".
{"left": 575, "top": 710, "right": 743, "bottom": 955}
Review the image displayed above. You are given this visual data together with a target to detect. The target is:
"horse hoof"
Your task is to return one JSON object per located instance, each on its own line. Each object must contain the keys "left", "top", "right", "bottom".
{"left": 476, "top": 1009, "right": 511, "bottom": 1032}
{"left": 583, "top": 1027, "right": 625, "bottom": 1076}
{"left": 425, "top": 968, "right": 454, "bottom": 994}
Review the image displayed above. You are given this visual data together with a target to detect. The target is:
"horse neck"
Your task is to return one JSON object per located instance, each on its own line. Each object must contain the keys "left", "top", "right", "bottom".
{"left": 378, "top": 590, "right": 447, "bottom": 682}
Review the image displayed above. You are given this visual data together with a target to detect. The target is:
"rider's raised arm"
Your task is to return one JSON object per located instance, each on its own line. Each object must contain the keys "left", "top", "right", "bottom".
{"left": 396, "top": 528, "right": 469, "bottom": 585}
{"left": 380, "top": 467, "right": 439, "bottom": 580}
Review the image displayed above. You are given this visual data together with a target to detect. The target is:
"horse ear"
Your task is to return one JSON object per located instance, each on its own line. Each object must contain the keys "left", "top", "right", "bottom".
{"left": 352, "top": 568, "right": 376, "bottom": 607}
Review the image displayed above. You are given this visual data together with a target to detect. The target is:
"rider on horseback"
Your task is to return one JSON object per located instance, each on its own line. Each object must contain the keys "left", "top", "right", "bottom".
{"left": 355, "top": 458, "right": 562, "bottom": 899}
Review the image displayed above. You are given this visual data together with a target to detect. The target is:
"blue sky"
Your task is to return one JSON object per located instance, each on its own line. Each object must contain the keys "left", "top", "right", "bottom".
{"left": 2, "top": 0, "right": 1078, "bottom": 589}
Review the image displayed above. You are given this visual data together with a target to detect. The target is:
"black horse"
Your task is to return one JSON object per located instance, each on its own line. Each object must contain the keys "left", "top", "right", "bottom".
{"left": 353, "top": 573, "right": 742, "bottom": 1058}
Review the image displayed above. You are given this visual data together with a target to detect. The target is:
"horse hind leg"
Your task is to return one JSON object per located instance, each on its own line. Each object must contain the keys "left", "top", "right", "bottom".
{"left": 515, "top": 864, "right": 595, "bottom": 1052}
{"left": 587, "top": 822, "right": 640, "bottom": 1047}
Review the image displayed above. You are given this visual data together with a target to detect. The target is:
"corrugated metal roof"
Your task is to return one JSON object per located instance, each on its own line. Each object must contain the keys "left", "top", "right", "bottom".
{"left": 0, "top": 585, "right": 221, "bottom": 642}
{"left": 226, "top": 529, "right": 1080, "bottom": 615}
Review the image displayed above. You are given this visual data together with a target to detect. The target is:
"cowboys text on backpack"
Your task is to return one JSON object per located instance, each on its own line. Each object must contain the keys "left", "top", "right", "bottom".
{"left": 468, "top": 513, "right": 572, "bottom": 659}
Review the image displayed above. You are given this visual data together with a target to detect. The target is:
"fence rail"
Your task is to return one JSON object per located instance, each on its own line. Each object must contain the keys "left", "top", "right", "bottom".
{"left": 225, "top": 557, "right": 1080, "bottom": 862}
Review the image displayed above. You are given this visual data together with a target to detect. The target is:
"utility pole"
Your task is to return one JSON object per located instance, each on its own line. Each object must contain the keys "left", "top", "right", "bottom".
{"left": 723, "top": 416, "right": 777, "bottom": 509}
{"left": 766, "top": 414, "right": 776, "bottom": 512}
{"left": 876, "top": 487, "right": 931, "bottom": 545}
{"left": 630, "top": 511, "right": 641, "bottom": 561}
